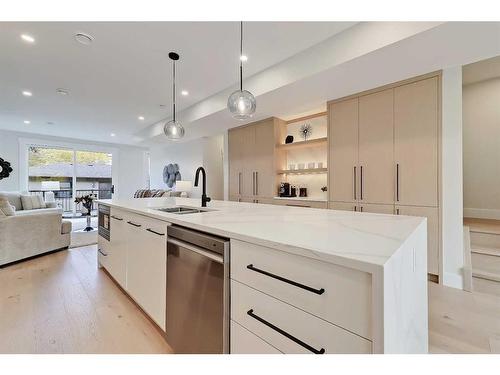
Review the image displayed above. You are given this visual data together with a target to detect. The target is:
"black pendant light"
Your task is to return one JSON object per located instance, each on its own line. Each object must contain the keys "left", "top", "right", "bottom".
{"left": 164, "top": 52, "right": 185, "bottom": 140}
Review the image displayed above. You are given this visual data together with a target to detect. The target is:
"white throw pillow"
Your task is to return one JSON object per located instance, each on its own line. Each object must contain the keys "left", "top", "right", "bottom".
{"left": 37, "top": 195, "right": 47, "bottom": 208}
{"left": 0, "top": 198, "right": 16, "bottom": 216}
{"left": 21, "top": 194, "right": 46, "bottom": 210}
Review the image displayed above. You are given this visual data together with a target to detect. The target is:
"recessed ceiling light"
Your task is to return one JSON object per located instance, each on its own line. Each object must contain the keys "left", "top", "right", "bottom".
{"left": 240, "top": 55, "right": 248, "bottom": 62}
{"left": 181, "top": 90, "right": 189, "bottom": 96}
{"left": 22, "top": 91, "right": 32, "bottom": 97}
{"left": 24, "top": 120, "right": 30, "bottom": 124}
{"left": 56, "top": 88, "right": 69, "bottom": 95}
{"left": 138, "top": 116, "right": 145, "bottom": 121}
{"left": 110, "top": 133, "right": 116, "bottom": 137}
{"left": 74, "top": 33, "right": 94, "bottom": 45}
{"left": 21, "top": 34, "right": 35, "bottom": 43}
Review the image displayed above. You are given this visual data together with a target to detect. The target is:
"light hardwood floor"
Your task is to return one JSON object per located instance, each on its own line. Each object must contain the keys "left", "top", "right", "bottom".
{"left": 0, "top": 245, "right": 172, "bottom": 354}
{"left": 1, "top": 245, "right": 500, "bottom": 354}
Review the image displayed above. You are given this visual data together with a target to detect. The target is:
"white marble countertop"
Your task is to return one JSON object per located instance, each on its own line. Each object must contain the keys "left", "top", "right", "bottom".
{"left": 97, "top": 198, "right": 425, "bottom": 273}
{"left": 273, "top": 196, "right": 327, "bottom": 202}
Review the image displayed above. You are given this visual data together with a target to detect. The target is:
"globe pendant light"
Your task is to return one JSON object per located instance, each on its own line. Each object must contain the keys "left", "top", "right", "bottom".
{"left": 164, "top": 52, "right": 185, "bottom": 140}
{"left": 227, "top": 21, "right": 256, "bottom": 120}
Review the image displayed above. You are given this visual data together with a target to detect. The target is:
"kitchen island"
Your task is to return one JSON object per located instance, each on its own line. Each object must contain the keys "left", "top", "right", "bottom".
{"left": 97, "top": 197, "right": 428, "bottom": 354}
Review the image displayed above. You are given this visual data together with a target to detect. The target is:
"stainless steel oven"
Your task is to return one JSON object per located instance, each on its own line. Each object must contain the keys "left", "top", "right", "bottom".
{"left": 166, "top": 225, "right": 230, "bottom": 354}
{"left": 98, "top": 204, "right": 110, "bottom": 241}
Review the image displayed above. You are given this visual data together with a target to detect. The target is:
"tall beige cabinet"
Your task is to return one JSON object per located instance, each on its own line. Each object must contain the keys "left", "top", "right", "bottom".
{"left": 328, "top": 73, "right": 441, "bottom": 277}
{"left": 229, "top": 118, "right": 280, "bottom": 203}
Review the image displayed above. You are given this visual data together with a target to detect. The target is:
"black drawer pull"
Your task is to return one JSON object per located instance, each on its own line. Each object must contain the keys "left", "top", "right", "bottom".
{"left": 247, "top": 264, "right": 325, "bottom": 295}
{"left": 111, "top": 215, "right": 123, "bottom": 221}
{"left": 146, "top": 228, "right": 165, "bottom": 236}
{"left": 127, "top": 221, "right": 141, "bottom": 227}
{"left": 98, "top": 248, "right": 108, "bottom": 257}
{"left": 247, "top": 309, "right": 325, "bottom": 354}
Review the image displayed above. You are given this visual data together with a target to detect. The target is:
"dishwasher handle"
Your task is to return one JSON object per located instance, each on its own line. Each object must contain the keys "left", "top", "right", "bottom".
{"left": 168, "top": 238, "right": 224, "bottom": 264}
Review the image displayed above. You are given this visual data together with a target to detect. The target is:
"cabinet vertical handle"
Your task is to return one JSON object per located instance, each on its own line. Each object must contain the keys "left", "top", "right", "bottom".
{"left": 238, "top": 172, "right": 242, "bottom": 195}
{"left": 354, "top": 205, "right": 357, "bottom": 212}
{"left": 360, "top": 206, "right": 363, "bottom": 212}
{"left": 247, "top": 309, "right": 325, "bottom": 354}
{"left": 353, "top": 166, "right": 357, "bottom": 200}
{"left": 360, "top": 166, "right": 364, "bottom": 200}
{"left": 396, "top": 208, "right": 400, "bottom": 215}
{"left": 255, "top": 172, "right": 258, "bottom": 196}
{"left": 396, "top": 163, "right": 400, "bottom": 202}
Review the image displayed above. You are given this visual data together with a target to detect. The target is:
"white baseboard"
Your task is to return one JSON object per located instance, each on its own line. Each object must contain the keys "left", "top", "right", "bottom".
{"left": 464, "top": 208, "right": 500, "bottom": 220}
{"left": 443, "top": 271, "right": 464, "bottom": 290}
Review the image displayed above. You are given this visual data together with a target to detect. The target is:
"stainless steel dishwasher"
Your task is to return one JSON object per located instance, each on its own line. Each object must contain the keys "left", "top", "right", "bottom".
{"left": 166, "top": 225, "right": 230, "bottom": 354}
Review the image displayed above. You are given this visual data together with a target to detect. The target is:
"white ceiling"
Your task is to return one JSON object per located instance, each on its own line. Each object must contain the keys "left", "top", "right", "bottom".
{"left": 463, "top": 54, "right": 500, "bottom": 85}
{"left": 0, "top": 21, "right": 356, "bottom": 144}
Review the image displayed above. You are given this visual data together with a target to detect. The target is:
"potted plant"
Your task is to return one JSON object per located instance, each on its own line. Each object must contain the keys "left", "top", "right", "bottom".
{"left": 74, "top": 194, "right": 96, "bottom": 231}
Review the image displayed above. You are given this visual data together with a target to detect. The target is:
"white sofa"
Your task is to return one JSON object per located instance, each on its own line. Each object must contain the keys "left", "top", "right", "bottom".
{"left": 0, "top": 191, "right": 72, "bottom": 267}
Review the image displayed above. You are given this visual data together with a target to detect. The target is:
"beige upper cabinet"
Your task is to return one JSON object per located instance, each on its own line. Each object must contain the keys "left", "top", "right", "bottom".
{"left": 394, "top": 77, "right": 439, "bottom": 207}
{"left": 240, "top": 125, "right": 256, "bottom": 198}
{"left": 254, "top": 119, "right": 276, "bottom": 198}
{"left": 228, "top": 118, "right": 277, "bottom": 200}
{"left": 228, "top": 128, "right": 243, "bottom": 197}
{"left": 329, "top": 98, "right": 359, "bottom": 203}
{"left": 358, "top": 89, "right": 395, "bottom": 205}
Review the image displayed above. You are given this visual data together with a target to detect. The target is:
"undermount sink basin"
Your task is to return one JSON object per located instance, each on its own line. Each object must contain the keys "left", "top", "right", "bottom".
{"left": 154, "top": 206, "right": 212, "bottom": 215}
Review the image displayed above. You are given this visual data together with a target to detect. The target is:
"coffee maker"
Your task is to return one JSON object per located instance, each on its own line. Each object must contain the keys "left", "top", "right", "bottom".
{"left": 279, "top": 182, "right": 291, "bottom": 197}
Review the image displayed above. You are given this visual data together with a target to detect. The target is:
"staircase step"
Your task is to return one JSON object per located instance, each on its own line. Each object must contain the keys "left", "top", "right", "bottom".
{"left": 464, "top": 218, "right": 500, "bottom": 235}
{"left": 470, "top": 231, "right": 500, "bottom": 249}
{"left": 471, "top": 246, "right": 500, "bottom": 257}
{"left": 472, "top": 252, "right": 500, "bottom": 277}
{"left": 472, "top": 269, "right": 500, "bottom": 283}
{"left": 473, "top": 277, "right": 500, "bottom": 297}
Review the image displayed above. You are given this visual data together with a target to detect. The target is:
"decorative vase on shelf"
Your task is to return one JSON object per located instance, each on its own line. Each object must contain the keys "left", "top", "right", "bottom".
{"left": 299, "top": 123, "right": 312, "bottom": 141}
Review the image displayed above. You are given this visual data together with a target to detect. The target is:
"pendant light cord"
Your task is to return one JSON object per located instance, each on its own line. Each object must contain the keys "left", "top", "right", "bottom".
{"left": 172, "top": 58, "right": 176, "bottom": 122}
{"left": 240, "top": 21, "right": 243, "bottom": 92}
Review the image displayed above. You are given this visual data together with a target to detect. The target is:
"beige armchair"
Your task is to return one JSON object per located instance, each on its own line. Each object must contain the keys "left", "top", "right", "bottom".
{"left": 0, "top": 191, "right": 71, "bottom": 267}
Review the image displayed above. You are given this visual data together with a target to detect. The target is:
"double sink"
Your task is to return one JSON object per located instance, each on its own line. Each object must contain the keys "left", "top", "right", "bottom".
{"left": 154, "top": 206, "right": 213, "bottom": 215}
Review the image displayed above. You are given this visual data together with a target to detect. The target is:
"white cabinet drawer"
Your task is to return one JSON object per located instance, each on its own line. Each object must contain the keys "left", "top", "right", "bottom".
{"left": 231, "top": 280, "right": 372, "bottom": 354}
{"left": 231, "top": 320, "right": 282, "bottom": 354}
{"left": 230, "top": 239, "right": 372, "bottom": 339}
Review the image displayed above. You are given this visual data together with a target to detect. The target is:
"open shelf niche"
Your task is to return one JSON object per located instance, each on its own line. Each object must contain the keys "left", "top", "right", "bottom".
{"left": 275, "top": 112, "right": 328, "bottom": 200}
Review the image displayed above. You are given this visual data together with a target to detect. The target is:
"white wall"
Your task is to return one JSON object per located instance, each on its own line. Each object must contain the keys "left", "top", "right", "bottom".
{"left": 149, "top": 134, "right": 224, "bottom": 199}
{"left": 0, "top": 129, "right": 148, "bottom": 199}
{"left": 441, "top": 67, "right": 465, "bottom": 289}
{"left": 463, "top": 78, "right": 500, "bottom": 219}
